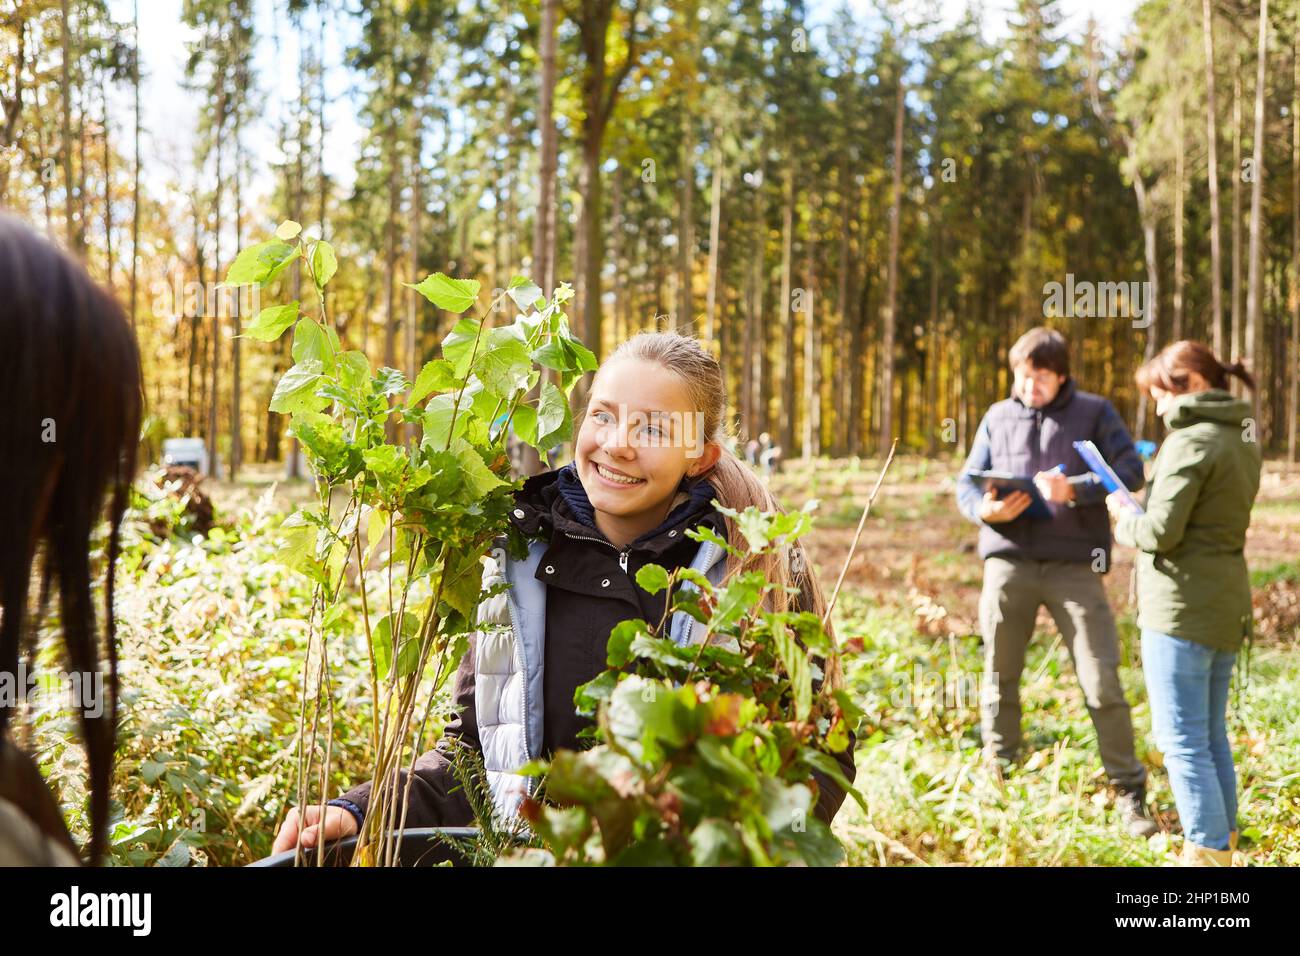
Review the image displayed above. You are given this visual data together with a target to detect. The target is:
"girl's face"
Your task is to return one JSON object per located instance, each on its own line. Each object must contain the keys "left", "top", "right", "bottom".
{"left": 575, "top": 358, "right": 720, "bottom": 541}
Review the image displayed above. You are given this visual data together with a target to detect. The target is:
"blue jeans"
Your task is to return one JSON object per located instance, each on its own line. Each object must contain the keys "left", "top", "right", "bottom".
{"left": 1141, "top": 629, "right": 1238, "bottom": 850}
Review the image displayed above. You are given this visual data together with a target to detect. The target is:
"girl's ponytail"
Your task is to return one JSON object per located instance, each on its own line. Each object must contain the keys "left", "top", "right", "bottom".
{"left": 1136, "top": 339, "right": 1255, "bottom": 397}
{"left": 1220, "top": 359, "right": 1256, "bottom": 393}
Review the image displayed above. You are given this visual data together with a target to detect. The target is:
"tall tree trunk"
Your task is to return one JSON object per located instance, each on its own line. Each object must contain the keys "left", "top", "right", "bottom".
{"left": 0, "top": 10, "right": 28, "bottom": 205}
{"left": 677, "top": 115, "right": 694, "bottom": 330}
{"left": 834, "top": 156, "right": 852, "bottom": 458}
{"left": 1202, "top": 0, "right": 1224, "bottom": 355}
{"left": 1132, "top": 164, "right": 1160, "bottom": 439}
{"left": 1173, "top": 96, "right": 1185, "bottom": 341}
{"left": 801, "top": 218, "right": 817, "bottom": 460}
{"left": 744, "top": 167, "right": 765, "bottom": 439}
{"left": 101, "top": 84, "right": 113, "bottom": 289}
{"left": 778, "top": 164, "right": 796, "bottom": 455}
{"left": 59, "top": 0, "right": 77, "bottom": 252}
{"left": 1231, "top": 49, "right": 1244, "bottom": 362}
{"left": 1290, "top": 6, "right": 1299, "bottom": 466}
{"left": 612, "top": 166, "right": 625, "bottom": 343}
{"left": 533, "top": 0, "right": 558, "bottom": 296}
{"left": 1244, "top": 0, "right": 1267, "bottom": 407}
{"left": 705, "top": 128, "right": 723, "bottom": 344}
{"left": 926, "top": 208, "right": 941, "bottom": 455}
{"left": 880, "top": 74, "right": 905, "bottom": 453}
{"left": 573, "top": 0, "right": 639, "bottom": 368}
{"left": 207, "top": 89, "right": 226, "bottom": 480}
{"left": 230, "top": 85, "right": 244, "bottom": 481}
{"left": 129, "top": 0, "right": 141, "bottom": 328}
{"left": 286, "top": 63, "right": 308, "bottom": 479}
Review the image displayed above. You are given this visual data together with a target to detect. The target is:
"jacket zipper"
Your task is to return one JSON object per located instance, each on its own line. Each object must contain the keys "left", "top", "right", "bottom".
{"left": 563, "top": 531, "right": 631, "bottom": 574}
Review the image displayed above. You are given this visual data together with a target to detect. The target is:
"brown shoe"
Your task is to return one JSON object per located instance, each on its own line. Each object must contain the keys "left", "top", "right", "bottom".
{"left": 1180, "top": 841, "right": 1236, "bottom": 866}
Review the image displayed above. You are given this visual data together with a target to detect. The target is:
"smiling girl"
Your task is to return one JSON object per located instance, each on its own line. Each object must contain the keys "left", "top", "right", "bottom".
{"left": 273, "top": 331, "right": 856, "bottom": 854}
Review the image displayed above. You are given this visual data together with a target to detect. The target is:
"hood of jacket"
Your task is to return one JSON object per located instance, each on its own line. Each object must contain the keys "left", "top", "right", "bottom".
{"left": 1162, "top": 388, "right": 1253, "bottom": 430}
{"left": 506, "top": 462, "right": 727, "bottom": 557}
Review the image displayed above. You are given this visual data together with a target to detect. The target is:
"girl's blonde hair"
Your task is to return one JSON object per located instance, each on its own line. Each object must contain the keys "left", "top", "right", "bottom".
{"left": 598, "top": 331, "right": 843, "bottom": 691}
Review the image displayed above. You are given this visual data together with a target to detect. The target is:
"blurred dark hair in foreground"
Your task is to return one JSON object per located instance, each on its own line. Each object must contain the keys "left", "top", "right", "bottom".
{"left": 0, "top": 211, "right": 142, "bottom": 865}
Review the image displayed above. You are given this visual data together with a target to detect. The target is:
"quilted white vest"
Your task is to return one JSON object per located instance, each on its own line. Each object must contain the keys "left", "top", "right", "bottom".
{"left": 475, "top": 534, "right": 728, "bottom": 824}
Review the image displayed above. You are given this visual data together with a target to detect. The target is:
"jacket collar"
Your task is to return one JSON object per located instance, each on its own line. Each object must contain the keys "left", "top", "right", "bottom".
{"left": 508, "top": 464, "right": 725, "bottom": 558}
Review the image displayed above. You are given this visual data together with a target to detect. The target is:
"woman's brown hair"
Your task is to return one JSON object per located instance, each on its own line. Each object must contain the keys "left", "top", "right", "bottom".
{"left": 0, "top": 213, "right": 142, "bottom": 864}
{"left": 1135, "top": 339, "right": 1256, "bottom": 397}
{"left": 596, "top": 331, "right": 843, "bottom": 692}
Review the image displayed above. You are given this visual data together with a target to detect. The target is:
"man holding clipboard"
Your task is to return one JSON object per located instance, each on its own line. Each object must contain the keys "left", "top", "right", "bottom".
{"left": 955, "top": 328, "right": 1156, "bottom": 837}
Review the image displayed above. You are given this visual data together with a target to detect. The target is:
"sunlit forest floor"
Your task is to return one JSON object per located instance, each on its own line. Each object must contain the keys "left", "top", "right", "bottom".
{"left": 37, "top": 456, "right": 1297, "bottom": 866}
{"left": 770, "top": 456, "right": 1300, "bottom": 866}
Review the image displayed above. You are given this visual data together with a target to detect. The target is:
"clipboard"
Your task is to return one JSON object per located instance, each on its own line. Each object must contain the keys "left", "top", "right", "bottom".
{"left": 965, "top": 470, "right": 1053, "bottom": 520}
{"left": 1073, "top": 440, "right": 1144, "bottom": 515}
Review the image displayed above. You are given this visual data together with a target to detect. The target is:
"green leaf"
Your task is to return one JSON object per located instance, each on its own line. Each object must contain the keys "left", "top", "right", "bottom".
{"left": 275, "top": 220, "right": 302, "bottom": 240}
{"left": 635, "top": 564, "right": 671, "bottom": 595}
{"left": 531, "top": 339, "right": 574, "bottom": 372}
{"left": 337, "top": 350, "right": 371, "bottom": 391}
{"left": 408, "top": 273, "right": 481, "bottom": 313}
{"left": 708, "top": 571, "right": 765, "bottom": 632}
{"left": 364, "top": 507, "right": 390, "bottom": 565}
{"left": 512, "top": 403, "right": 538, "bottom": 446}
{"left": 372, "top": 612, "right": 421, "bottom": 680}
{"left": 441, "top": 317, "right": 482, "bottom": 377}
{"left": 449, "top": 438, "right": 505, "bottom": 498}
{"left": 269, "top": 360, "right": 327, "bottom": 414}
{"left": 289, "top": 411, "right": 348, "bottom": 474}
{"left": 676, "top": 568, "right": 715, "bottom": 594}
{"left": 697, "top": 736, "right": 759, "bottom": 790}
{"left": 362, "top": 445, "right": 407, "bottom": 491}
{"left": 310, "top": 240, "right": 337, "bottom": 287}
{"left": 507, "top": 275, "right": 543, "bottom": 312}
{"left": 606, "top": 619, "right": 650, "bottom": 667}
{"left": 440, "top": 549, "right": 485, "bottom": 620}
{"left": 690, "top": 819, "right": 747, "bottom": 866}
{"left": 472, "top": 334, "right": 532, "bottom": 398}
{"left": 607, "top": 677, "right": 686, "bottom": 749}
{"left": 565, "top": 335, "right": 598, "bottom": 371}
{"left": 374, "top": 366, "right": 409, "bottom": 397}
{"left": 409, "top": 358, "right": 460, "bottom": 404}
{"left": 422, "top": 391, "right": 473, "bottom": 449}
{"left": 772, "top": 620, "right": 812, "bottom": 722}
{"left": 535, "top": 381, "right": 570, "bottom": 446}
{"left": 242, "top": 301, "right": 300, "bottom": 342}
{"left": 574, "top": 669, "right": 619, "bottom": 715}
{"left": 224, "top": 239, "right": 298, "bottom": 287}
{"left": 684, "top": 525, "right": 740, "bottom": 557}
{"left": 291, "top": 318, "right": 335, "bottom": 370}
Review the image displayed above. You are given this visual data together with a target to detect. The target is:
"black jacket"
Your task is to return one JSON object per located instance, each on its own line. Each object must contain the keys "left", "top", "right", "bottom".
{"left": 337, "top": 466, "right": 857, "bottom": 830}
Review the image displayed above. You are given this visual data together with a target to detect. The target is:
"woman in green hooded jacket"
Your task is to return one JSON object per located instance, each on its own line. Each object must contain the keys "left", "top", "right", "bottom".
{"left": 1107, "top": 340, "right": 1261, "bottom": 867}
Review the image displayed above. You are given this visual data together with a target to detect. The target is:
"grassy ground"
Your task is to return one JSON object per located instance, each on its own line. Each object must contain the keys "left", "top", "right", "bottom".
{"left": 38, "top": 456, "right": 1296, "bottom": 865}
{"left": 769, "top": 455, "right": 1300, "bottom": 866}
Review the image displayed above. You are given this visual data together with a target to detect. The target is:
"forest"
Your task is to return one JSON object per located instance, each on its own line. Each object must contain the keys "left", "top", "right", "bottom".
{"left": 2, "top": 0, "right": 1299, "bottom": 876}
{"left": 3, "top": 0, "right": 1298, "bottom": 472}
